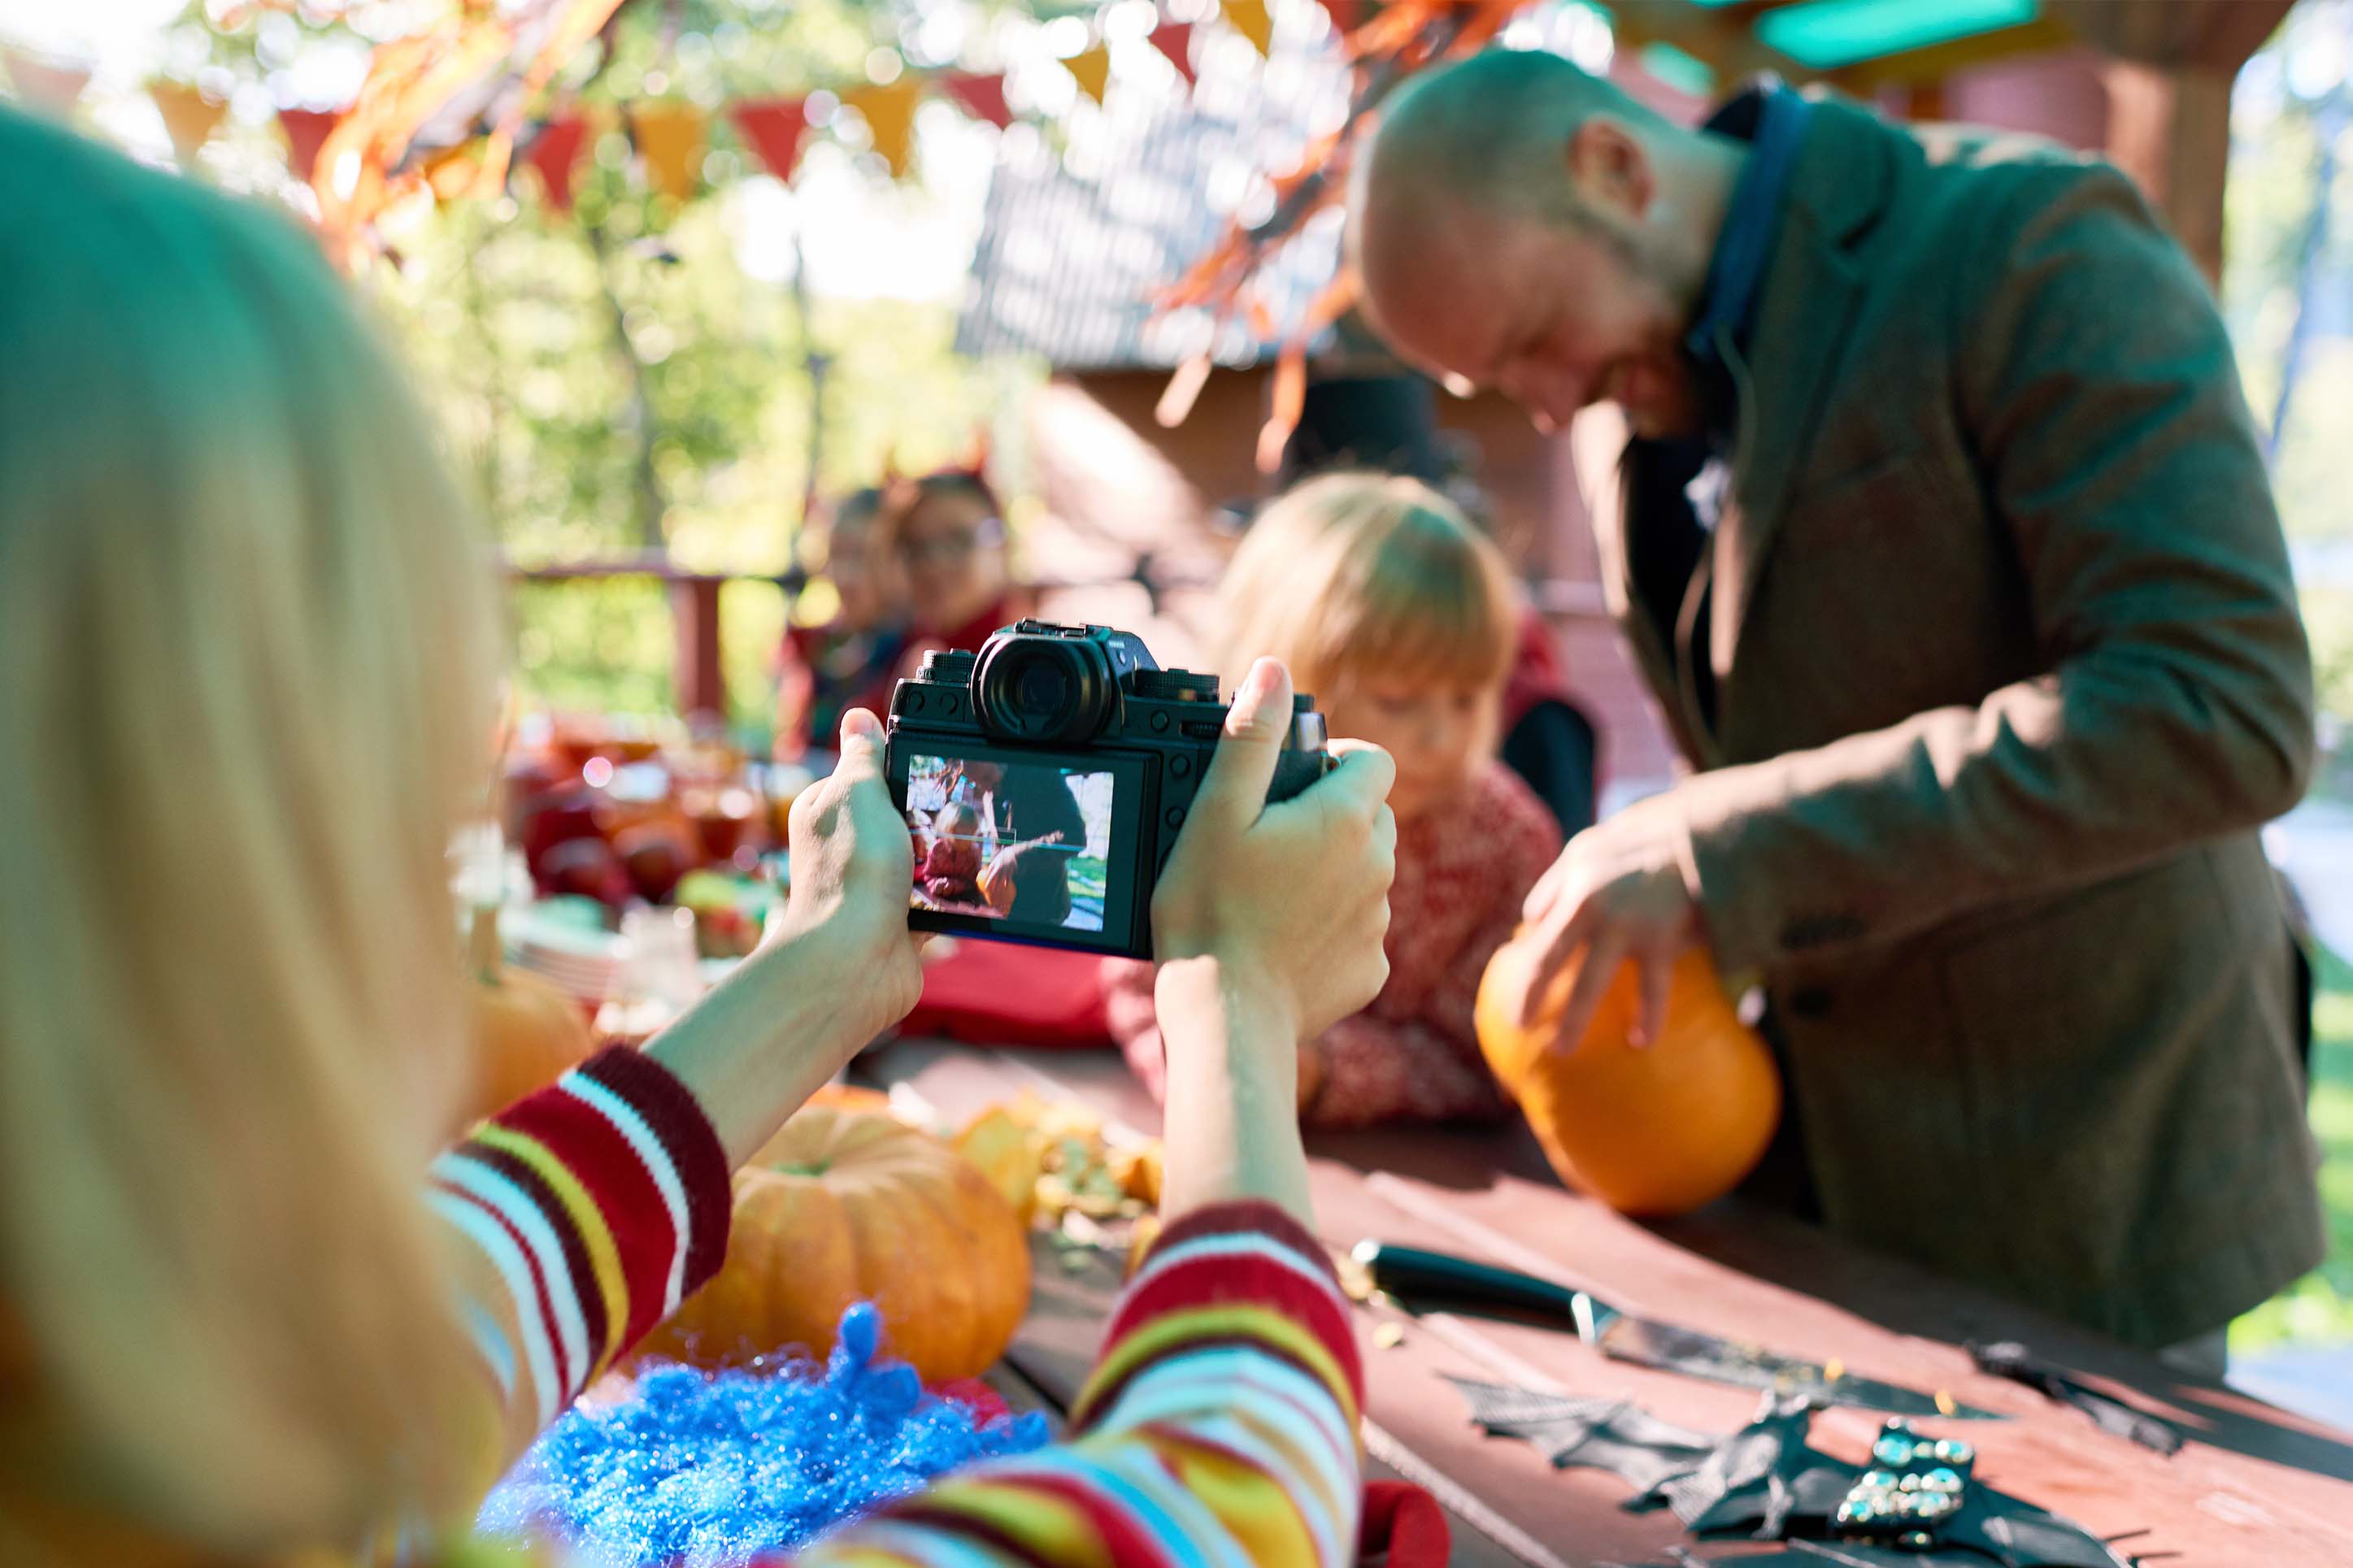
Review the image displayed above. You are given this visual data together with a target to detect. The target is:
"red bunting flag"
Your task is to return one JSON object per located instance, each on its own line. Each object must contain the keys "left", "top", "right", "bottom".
{"left": 522, "top": 112, "right": 590, "bottom": 210}
{"left": 1149, "top": 22, "right": 1198, "bottom": 85}
{"left": 278, "top": 106, "right": 343, "bottom": 185}
{"left": 939, "top": 72, "right": 1011, "bottom": 130}
{"left": 732, "top": 98, "right": 811, "bottom": 180}
{"left": 1316, "top": 0, "right": 1364, "bottom": 37}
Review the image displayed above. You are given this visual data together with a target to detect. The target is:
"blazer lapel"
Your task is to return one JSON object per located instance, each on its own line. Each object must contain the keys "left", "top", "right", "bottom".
{"left": 1710, "top": 99, "right": 1895, "bottom": 685}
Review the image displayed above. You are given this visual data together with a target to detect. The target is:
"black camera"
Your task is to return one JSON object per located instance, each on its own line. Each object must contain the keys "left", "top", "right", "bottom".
{"left": 884, "top": 620, "right": 1329, "bottom": 959}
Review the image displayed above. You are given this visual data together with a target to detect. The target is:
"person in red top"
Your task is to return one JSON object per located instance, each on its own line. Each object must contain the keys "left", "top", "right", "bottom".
{"left": 1111, "top": 473, "right": 1564, "bottom": 1127}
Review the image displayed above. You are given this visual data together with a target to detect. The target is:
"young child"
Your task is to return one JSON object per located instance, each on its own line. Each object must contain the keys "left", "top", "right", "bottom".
{"left": 918, "top": 800, "right": 986, "bottom": 906}
{"left": 1108, "top": 472, "right": 1565, "bottom": 1127}
{"left": 775, "top": 487, "right": 908, "bottom": 762}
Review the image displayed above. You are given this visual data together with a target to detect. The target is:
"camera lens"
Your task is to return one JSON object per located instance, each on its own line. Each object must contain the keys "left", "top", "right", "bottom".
{"left": 975, "top": 632, "right": 1116, "bottom": 744}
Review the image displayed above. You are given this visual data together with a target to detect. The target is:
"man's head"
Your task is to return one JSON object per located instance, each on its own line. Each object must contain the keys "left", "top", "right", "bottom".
{"left": 1348, "top": 50, "right": 1729, "bottom": 438}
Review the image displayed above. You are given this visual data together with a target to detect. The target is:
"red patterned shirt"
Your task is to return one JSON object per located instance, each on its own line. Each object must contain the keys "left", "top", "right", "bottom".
{"left": 1110, "top": 762, "right": 1564, "bottom": 1127}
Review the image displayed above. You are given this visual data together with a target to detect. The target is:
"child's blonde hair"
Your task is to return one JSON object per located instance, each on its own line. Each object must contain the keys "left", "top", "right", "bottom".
{"left": 0, "top": 108, "right": 497, "bottom": 1556}
{"left": 1218, "top": 472, "right": 1520, "bottom": 702}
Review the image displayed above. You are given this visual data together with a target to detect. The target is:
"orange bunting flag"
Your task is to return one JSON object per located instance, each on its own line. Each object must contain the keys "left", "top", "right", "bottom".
{"left": 522, "top": 113, "right": 591, "bottom": 210}
{"left": 150, "top": 80, "right": 228, "bottom": 163}
{"left": 1149, "top": 22, "right": 1198, "bottom": 85}
{"left": 278, "top": 106, "right": 343, "bottom": 185}
{"left": 842, "top": 77, "right": 922, "bottom": 180}
{"left": 630, "top": 102, "right": 707, "bottom": 202}
{"left": 940, "top": 72, "right": 1011, "bottom": 130}
{"left": 2, "top": 49, "right": 90, "bottom": 118}
{"left": 1221, "top": 0, "right": 1274, "bottom": 58}
{"left": 1064, "top": 46, "right": 1111, "bottom": 106}
{"left": 732, "top": 98, "right": 811, "bottom": 180}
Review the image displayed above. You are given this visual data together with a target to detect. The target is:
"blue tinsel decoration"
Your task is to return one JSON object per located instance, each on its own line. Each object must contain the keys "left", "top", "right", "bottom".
{"left": 478, "top": 1302, "right": 1051, "bottom": 1566}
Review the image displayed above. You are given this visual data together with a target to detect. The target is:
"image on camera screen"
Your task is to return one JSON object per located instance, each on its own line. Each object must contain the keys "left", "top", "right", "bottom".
{"left": 903, "top": 753, "right": 1116, "bottom": 932}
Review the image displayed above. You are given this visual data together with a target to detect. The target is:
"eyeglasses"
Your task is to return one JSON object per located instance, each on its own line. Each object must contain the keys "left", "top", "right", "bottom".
{"left": 897, "top": 516, "right": 1005, "bottom": 567}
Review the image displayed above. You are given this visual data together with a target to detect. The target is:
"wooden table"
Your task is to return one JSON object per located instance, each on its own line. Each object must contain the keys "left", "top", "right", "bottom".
{"left": 863, "top": 1039, "right": 2353, "bottom": 1568}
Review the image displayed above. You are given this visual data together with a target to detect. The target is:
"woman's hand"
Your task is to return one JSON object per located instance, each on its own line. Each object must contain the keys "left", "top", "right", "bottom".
{"left": 1149, "top": 658, "right": 1396, "bottom": 1223}
{"left": 650, "top": 707, "right": 922, "bottom": 1166}
{"left": 1152, "top": 658, "right": 1398, "bottom": 1045}
{"left": 763, "top": 707, "right": 927, "bottom": 1045}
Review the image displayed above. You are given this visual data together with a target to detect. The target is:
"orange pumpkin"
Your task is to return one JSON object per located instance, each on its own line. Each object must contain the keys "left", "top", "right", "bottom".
{"left": 466, "top": 906, "right": 595, "bottom": 1126}
{"left": 639, "top": 1106, "right": 1032, "bottom": 1381}
{"left": 1475, "top": 936, "right": 1781, "bottom": 1218}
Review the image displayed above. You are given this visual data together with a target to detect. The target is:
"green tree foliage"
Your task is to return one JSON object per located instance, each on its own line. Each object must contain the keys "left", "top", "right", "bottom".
{"left": 184, "top": 0, "right": 1039, "bottom": 738}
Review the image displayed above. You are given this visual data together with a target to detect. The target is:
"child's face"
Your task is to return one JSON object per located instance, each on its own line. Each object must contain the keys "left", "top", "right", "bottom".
{"left": 1324, "top": 671, "right": 1500, "bottom": 823}
{"left": 825, "top": 515, "right": 901, "bottom": 629}
{"left": 895, "top": 489, "right": 1007, "bottom": 634}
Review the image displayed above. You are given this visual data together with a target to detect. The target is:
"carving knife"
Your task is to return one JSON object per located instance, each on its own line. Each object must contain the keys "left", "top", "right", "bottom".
{"left": 1354, "top": 1240, "right": 2006, "bottom": 1421}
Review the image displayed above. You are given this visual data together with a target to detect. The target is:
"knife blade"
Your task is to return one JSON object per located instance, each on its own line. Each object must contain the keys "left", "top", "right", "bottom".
{"left": 1354, "top": 1240, "right": 2005, "bottom": 1421}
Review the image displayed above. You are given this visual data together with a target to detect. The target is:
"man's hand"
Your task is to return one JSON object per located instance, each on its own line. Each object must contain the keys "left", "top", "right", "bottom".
{"left": 1513, "top": 804, "right": 1704, "bottom": 1055}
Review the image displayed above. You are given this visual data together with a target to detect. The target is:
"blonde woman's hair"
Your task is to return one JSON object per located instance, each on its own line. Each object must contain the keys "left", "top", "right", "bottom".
{"left": 0, "top": 108, "right": 498, "bottom": 1556}
{"left": 1218, "top": 471, "right": 1520, "bottom": 703}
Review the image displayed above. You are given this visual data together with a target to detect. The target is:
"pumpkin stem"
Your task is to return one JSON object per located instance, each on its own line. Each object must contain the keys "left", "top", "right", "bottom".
{"left": 468, "top": 903, "right": 504, "bottom": 985}
{"left": 777, "top": 1161, "right": 829, "bottom": 1178}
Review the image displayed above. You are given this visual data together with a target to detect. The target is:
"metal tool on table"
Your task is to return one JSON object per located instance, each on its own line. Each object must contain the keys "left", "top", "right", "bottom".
{"left": 1354, "top": 1240, "right": 2007, "bottom": 1422}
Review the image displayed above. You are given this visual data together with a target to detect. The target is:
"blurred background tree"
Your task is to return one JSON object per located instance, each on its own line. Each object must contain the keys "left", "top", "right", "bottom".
{"left": 167, "top": 0, "right": 1042, "bottom": 735}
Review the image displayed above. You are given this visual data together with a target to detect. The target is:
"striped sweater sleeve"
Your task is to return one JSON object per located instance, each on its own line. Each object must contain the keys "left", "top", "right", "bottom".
{"left": 427, "top": 1048, "right": 733, "bottom": 1446}
{"left": 789, "top": 1201, "right": 1364, "bottom": 1568}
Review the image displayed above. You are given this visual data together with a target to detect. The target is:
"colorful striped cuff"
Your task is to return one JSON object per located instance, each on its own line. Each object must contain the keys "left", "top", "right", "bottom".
{"left": 432, "top": 1047, "right": 732, "bottom": 1405}
{"left": 1074, "top": 1201, "right": 1364, "bottom": 1435}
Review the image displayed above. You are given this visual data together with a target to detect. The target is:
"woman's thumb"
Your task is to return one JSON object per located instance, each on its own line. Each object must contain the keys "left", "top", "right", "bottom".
{"left": 1198, "top": 658, "right": 1290, "bottom": 828}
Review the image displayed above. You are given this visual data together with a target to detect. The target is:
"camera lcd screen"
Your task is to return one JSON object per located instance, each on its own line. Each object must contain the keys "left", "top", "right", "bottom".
{"left": 900, "top": 749, "right": 1138, "bottom": 949}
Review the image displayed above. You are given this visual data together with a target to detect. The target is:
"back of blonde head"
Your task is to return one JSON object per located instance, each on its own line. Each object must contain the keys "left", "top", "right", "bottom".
{"left": 1217, "top": 471, "right": 1519, "bottom": 703}
{"left": 0, "top": 108, "right": 496, "bottom": 1557}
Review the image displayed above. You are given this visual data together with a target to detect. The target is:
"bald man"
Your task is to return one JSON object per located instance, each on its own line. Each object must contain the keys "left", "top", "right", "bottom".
{"left": 1349, "top": 50, "right": 2320, "bottom": 1358}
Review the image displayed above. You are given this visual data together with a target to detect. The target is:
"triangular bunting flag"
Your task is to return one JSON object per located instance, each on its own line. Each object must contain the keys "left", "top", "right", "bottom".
{"left": 150, "top": 80, "right": 228, "bottom": 164}
{"left": 1063, "top": 46, "right": 1111, "bottom": 107}
{"left": 278, "top": 106, "right": 343, "bottom": 185}
{"left": 629, "top": 102, "right": 707, "bottom": 202}
{"left": 940, "top": 72, "right": 1011, "bottom": 130}
{"left": 1220, "top": 0, "right": 1273, "bottom": 59}
{"left": 1314, "top": 0, "right": 1363, "bottom": 38}
{"left": 841, "top": 77, "right": 922, "bottom": 180}
{"left": 521, "top": 113, "right": 591, "bottom": 211}
{"left": 732, "top": 98, "right": 811, "bottom": 180}
{"left": 1149, "top": 22, "right": 1198, "bottom": 85}
{"left": 3, "top": 49, "right": 92, "bottom": 118}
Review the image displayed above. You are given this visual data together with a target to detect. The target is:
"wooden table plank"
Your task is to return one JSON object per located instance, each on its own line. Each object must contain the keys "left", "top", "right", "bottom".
{"left": 863, "top": 1039, "right": 2353, "bottom": 1566}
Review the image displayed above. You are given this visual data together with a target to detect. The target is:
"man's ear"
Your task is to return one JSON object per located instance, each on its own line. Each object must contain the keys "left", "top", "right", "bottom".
{"left": 1564, "top": 113, "right": 1655, "bottom": 223}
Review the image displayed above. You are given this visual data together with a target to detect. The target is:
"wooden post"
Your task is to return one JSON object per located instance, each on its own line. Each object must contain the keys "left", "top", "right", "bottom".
{"left": 670, "top": 576, "right": 726, "bottom": 724}
{"left": 2099, "top": 59, "right": 2234, "bottom": 287}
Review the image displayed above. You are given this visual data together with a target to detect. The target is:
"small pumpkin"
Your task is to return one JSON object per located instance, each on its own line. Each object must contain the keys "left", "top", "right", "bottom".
{"left": 1476, "top": 936, "right": 1780, "bottom": 1218}
{"left": 955, "top": 1105, "right": 1046, "bottom": 1227}
{"left": 640, "top": 1106, "right": 1031, "bottom": 1381}
{"left": 465, "top": 905, "right": 596, "bottom": 1127}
